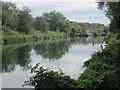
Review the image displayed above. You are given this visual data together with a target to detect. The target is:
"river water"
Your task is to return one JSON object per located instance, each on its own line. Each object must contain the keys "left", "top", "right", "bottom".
{"left": 1, "top": 36, "right": 106, "bottom": 88}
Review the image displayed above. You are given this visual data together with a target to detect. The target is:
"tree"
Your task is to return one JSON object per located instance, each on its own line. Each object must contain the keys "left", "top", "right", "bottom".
{"left": 98, "top": 2, "right": 120, "bottom": 33}
{"left": 70, "top": 22, "right": 83, "bottom": 35}
{"left": 42, "top": 11, "right": 71, "bottom": 34}
{"left": 2, "top": 2, "right": 19, "bottom": 30}
{"left": 17, "top": 7, "right": 32, "bottom": 33}
{"left": 33, "top": 17, "right": 49, "bottom": 32}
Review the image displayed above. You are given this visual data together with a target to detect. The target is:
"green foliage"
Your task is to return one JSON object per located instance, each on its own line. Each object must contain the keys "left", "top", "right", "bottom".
{"left": 2, "top": 2, "right": 33, "bottom": 34}
{"left": 42, "top": 11, "right": 71, "bottom": 35}
{"left": 2, "top": 2, "right": 19, "bottom": 30}
{"left": 2, "top": 26, "right": 23, "bottom": 37}
{"left": 24, "top": 64, "right": 78, "bottom": 88}
{"left": 70, "top": 22, "right": 82, "bottom": 35}
{"left": 2, "top": 26, "right": 65, "bottom": 44}
{"left": 33, "top": 17, "right": 49, "bottom": 32}
{"left": 97, "top": 26, "right": 109, "bottom": 35}
{"left": 17, "top": 7, "right": 32, "bottom": 33}
{"left": 98, "top": 2, "right": 120, "bottom": 33}
{"left": 77, "top": 33, "right": 120, "bottom": 88}
{"left": 70, "top": 22, "right": 109, "bottom": 36}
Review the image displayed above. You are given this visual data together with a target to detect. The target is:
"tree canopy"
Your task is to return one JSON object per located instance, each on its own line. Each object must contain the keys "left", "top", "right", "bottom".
{"left": 42, "top": 11, "right": 71, "bottom": 34}
{"left": 98, "top": 2, "right": 120, "bottom": 32}
{"left": 33, "top": 17, "right": 49, "bottom": 32}
{"left": 17, "top": 7, "right": 32, "bottom": 33}
{"left": 2, "top": 2, "right": 19, "bottom": 30}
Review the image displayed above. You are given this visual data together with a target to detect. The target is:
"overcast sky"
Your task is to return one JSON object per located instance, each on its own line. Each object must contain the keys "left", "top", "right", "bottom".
{"left": 4, "top": 0, "right": 110, "bottom": 25}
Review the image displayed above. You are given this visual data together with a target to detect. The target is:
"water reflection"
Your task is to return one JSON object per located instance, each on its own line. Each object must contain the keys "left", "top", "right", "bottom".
{"left": 70, "top": 36, "right": 105, "bottom": 45}
{"left": 2, "top": 36, "right": 106, "bottom": 73}
{"left": 34, "top": 40, "right": 71, "bottom": 60}
{"left": 2, "top": 45, "right": 31, "bottom": 72}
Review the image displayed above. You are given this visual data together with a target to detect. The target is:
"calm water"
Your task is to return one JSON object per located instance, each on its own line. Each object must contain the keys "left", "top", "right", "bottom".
{"left": 2, "top": 36, "right": 105, "bottom": 88}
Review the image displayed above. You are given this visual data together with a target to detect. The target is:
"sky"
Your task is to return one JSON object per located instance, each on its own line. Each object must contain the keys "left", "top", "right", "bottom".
{"left": 3, "top": 0, "right": 110, "bottom": 25}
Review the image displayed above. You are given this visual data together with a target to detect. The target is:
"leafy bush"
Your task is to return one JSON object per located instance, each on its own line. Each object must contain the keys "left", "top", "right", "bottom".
{"left": 77, "top": 33, "right": 120, "bottom": 89}
{"left": 24, "top": 64, "right": 78, "bottom": 89}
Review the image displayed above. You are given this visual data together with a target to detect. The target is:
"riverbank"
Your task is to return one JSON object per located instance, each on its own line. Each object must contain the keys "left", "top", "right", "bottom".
{"left": 2, "top": 26, "right": 66, "bottom": 44}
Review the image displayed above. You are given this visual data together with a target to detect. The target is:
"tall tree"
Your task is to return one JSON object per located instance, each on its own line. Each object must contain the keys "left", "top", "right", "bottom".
{"left": 33, "top": 17, "right": 49, "bottom": 32}
{"left": 2, "top": 2, "right": 19, "bottom": 30}
{"left": 17, "top": 7, "right": 32, "bottom": 33}
{"left": 42, "top": 11, "right": 71, "bottom": 34}
{"left": 98, "top": 2, "right": 120, "bottom": 33}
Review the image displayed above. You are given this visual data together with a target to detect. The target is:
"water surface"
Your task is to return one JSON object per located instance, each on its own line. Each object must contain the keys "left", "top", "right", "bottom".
{"left": 2, "top": 36, "right": 105, "bottom": 88}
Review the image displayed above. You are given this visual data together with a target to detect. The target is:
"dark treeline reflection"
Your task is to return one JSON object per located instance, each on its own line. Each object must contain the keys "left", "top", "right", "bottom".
{"left": 70, "top": 36, "right": 106, "bottom": 45}
{"left": 2, "top": 37, "right": 105, "bottom": 72}
{"left": 34, "top": 40, "right": 71, "bottom": 60}
{"left": 2, "top": 45, "right": 31, "bottom": 72}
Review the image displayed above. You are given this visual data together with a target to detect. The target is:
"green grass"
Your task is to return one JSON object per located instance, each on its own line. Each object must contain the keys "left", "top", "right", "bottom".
{"left": 2, "top": 26, "right": 66, "bottom": 44}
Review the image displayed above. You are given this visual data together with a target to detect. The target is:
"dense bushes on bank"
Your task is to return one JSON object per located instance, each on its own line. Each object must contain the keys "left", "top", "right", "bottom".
{"left": 2, "top": 26, "right": 66, "bottom": 44}
{"left": 77, "top": 32, "right": 120, "bottom": 88}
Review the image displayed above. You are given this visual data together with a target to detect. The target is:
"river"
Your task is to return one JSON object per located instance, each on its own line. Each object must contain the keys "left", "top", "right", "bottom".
{"left": 1, "top": 36, "right": 106, "bottom": 88}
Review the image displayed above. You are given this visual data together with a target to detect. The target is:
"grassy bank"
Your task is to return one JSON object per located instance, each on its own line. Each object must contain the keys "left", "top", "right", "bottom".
{"left": 2, "top": 26, "right": 66, "bottom": 44}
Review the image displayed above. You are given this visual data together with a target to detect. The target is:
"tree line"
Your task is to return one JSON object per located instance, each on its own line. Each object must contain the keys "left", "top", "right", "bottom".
{"left": 2, "top": 2, "right": 109, "bottom": 36}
